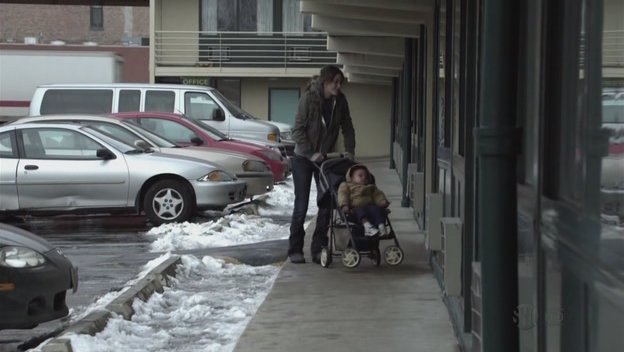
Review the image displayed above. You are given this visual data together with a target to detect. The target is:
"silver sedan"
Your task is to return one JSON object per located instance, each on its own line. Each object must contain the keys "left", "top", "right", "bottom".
{"left": 0, "top": 123, "right": 246, "bottom": 224}
{"left": 13, "top": 115, "right": 274, "bottom": 197}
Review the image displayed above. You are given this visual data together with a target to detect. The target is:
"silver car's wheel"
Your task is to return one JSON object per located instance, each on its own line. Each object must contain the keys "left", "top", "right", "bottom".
{"left": 383, "top": 246, "right": 404, "bottom": 266}
{"left": 341, "top": 247, "right": 360, "bottom": 268}
{"left": 144, "top": 180, "right": 194, "bottom": 225}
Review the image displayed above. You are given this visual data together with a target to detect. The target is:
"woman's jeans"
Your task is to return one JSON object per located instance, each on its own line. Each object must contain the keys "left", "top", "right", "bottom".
{"left": 288, "top": 155, "right": 330, "bottom": 257}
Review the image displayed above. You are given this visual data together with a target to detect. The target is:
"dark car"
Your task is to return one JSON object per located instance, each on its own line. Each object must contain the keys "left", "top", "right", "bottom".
{"left": 0, "top": 223, "right": 77, "bottom": 329}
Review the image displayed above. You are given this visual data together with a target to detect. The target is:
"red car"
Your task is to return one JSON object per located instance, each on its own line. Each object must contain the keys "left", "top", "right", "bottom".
{"left": 113, "top": 112, "right": 290, "bottom": 182}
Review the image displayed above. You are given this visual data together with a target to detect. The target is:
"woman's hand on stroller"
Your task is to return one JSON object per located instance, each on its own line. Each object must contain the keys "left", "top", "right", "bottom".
{"left": 341, "top": 205, "right": 350, "bottom": 214}
{"left": 310, "top": 152, "right": 325, "bottom": 163}
{"left": 381, "top": 201, "right": 391, "bottom": 208}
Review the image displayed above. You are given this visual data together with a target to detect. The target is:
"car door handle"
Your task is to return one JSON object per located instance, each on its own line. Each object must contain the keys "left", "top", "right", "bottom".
{"left": 24, "top": 165, "right": 39, "bottom": 170}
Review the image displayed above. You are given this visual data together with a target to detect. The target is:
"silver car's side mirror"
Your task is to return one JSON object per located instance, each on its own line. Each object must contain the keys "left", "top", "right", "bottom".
{"left": 96, "top": 148, "right": 115, "bottom": 160}
{"left": 134, "top": 140, "right": 151, "bottom": 151}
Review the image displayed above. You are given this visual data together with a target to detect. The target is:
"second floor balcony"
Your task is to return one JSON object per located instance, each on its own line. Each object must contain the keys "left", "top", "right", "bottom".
{"left": 153, "top": 31, "right": 337, "bottom": 77}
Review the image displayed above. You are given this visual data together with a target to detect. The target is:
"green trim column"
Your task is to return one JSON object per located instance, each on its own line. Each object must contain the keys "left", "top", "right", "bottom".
{"left": 474, "top": 0, "right": 520, "bottom": 351}
{"left": 401, "top": 38, "right": 414, "bottom": 207}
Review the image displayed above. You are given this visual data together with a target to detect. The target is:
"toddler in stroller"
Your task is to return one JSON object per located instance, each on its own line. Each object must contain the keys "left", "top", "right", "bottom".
{"left": 316, "top": 157, "right": 404, "bottom": 268}
{"left": 338, "top": 164, "right": 390, "bottom": 237}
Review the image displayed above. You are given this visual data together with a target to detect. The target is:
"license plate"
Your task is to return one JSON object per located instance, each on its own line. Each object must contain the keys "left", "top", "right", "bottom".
{"left": 70, "top": 266, "right": 79, "bottom": 293}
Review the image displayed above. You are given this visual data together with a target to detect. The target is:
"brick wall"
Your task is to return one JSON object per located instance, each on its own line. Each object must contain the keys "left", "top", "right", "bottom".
{"left": 0, "top": 4, "right": 148, "bottom": 45}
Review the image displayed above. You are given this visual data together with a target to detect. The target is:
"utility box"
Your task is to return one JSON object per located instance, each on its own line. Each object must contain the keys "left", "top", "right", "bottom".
{"left": 425, "top": 193, "right": 443, "bottom": 250}
{"left": 441, "top": 217, "right": 462, "bottom": 296}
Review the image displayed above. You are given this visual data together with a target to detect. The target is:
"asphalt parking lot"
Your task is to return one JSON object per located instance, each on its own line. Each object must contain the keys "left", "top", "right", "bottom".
{"left": 0, "top": 213, "right": 288, "bottom": 352}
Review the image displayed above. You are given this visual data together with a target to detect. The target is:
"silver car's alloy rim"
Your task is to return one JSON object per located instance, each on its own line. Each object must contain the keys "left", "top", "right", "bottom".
{"left": 152, "top": 188, "right": 185, "bottom": 220}
{"left": 341, "top": 247, "right": 360, "bottom": 268}
{"left": 384, "top": 246, "right": 404, "bottom": 266}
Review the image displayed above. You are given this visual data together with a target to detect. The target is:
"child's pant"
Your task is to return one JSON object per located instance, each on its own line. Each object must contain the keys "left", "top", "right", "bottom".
{"left": 351, "top": 204, "right": 386, "bottom": 227}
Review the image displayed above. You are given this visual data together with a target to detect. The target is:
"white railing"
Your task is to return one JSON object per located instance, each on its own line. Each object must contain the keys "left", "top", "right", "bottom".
{"left": 604, "top": 30, "right": 624, "bottom": 67}
{"left": 154, "top": 31, "right": 337, "bottom": 69}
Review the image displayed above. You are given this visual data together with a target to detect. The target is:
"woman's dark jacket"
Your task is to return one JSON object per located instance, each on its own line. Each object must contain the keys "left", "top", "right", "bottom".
{"left": 292, "top": 79, "right": 355, "bottom": 158}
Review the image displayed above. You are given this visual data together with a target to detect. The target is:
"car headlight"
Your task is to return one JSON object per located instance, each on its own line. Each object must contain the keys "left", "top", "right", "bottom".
{"left": 197, "top": 170, "right": 235, "bottom": 182}
{"left": 267, "top": 132, "right": 278, "bottom": 142}
{"left": 243, "top": 160, "right": 270, "bottom": 172}
{"left": 280, "top": 131, "right": 292, "bottom": 141}
{"left": 0, "top": 246, "right": 46, "bottom": 268}
{"left": 258, "top": 149, "right": 282, "bottom": 161}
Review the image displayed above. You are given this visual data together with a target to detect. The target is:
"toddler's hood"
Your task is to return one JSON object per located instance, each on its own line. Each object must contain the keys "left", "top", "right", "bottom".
{"left": 345, "top": 164, "right": 371, "bottom": 182}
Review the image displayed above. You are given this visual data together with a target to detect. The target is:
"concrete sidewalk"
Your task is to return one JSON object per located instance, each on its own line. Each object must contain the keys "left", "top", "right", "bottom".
{"left": 235, "top": 158, "right": 460, "bottom": 352}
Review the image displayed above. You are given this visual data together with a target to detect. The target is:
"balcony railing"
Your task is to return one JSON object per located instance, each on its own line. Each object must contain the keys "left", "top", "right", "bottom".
{"left": 154, "top": 31, "right": 337, "bottom": 70}
{"left": 604, "top": 30, "right": 624, "bottom": 67}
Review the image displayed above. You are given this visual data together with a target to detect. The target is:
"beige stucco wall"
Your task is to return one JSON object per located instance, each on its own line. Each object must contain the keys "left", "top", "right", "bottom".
{"left": 156, "top": 0, "right": 198, "bottom": 65}
{"left": 241, "top": 78, "right": 392, "bottom": 158}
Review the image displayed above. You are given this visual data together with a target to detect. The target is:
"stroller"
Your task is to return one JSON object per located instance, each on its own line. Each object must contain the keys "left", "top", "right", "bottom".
{"left": 315, "top": 156, "right": 404, "bottom": 268}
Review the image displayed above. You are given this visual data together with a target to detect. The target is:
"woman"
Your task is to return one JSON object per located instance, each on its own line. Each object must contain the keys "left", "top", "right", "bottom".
{"left": 288, "top": 65, "right": 356, "bottom": 264}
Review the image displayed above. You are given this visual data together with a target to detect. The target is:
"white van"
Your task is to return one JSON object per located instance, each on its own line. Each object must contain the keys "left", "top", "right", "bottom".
{"left": 29, "top": 83, "right": 294, "bottom": 149}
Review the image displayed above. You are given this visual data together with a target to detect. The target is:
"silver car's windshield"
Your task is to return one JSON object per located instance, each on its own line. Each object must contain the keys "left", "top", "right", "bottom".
{"left": 121, "top": 121, "right": 178, "bottom": 147}
{"left": 81, "top": 126, "right": 136, "bottom": 153}
{"left": 194, "top": 119, "right": 229, "bottom": 140}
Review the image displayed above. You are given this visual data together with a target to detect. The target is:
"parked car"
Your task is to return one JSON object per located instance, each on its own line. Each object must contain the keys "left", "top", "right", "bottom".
{"left": 13, "top": 115, "right": 274, "bottom": 197}
{"left": 28, "top": 83, "right": 294, "bottom": 147}
{"left": 0, "top": 123, "right": 246, "bottom": 224}
{"left": 112, "top": 112, "right": 291, "bottom": 182}
{"left": 0, "top": 223, "right": 77, "bottom": 329}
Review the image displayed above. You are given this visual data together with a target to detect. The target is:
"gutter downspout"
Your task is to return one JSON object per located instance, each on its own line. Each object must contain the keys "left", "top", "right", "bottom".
{"left": 474, "top": 0, "right": 520, "bottom": 351}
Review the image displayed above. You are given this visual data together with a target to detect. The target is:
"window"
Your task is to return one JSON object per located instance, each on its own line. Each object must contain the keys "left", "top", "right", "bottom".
{"left": 40, "top": 90, "right": 113, "bottom": 115}
{"left": 201, "top": 0, "right": 272, "bottom": 32}
{"left": 283, "top": 0, "right": 312, "bottom": 32}
{"left": 270, "top": 88, "right": 299, "bottom": 126}
{"left": 145, "top": 91, "right": 175, "bottom": 112}
{"left": 184, "top": 92, "right": 220, "bottom": 121}
{"left": 0, "top": 132, "right": 17, "bottom": 158}
{"left": 90, "top": 6, "right": 103, "bottom": 31}
{"left": 21, "top": 128, "right": 102, "bottom": 160}
{"left": 140, "top": 119, "right": 196, "bottom": 144}
{"left": 119, "top": 90, "right": 141, "bottom": 112}
{"left": 216, "top": 79, "right": 241, "bottom": 107}
{"left": 88, "top": 122, "right": 142, "bottom": 146}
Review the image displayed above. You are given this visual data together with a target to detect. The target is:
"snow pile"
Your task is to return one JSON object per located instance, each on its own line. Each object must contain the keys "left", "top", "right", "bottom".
{"left": 256, "top": 178, "right": 318, "bottom": 216}
{"left": 70, "top": 253, "right": 175, "bottom": 322}
{"left": 146, "top": 214, "right": 289, "bottom": 252}
{"left": 67, "top": 255, "right": 279, "bottom": 352}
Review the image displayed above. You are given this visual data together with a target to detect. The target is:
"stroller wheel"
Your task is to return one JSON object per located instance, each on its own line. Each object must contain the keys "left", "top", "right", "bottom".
{"left": 383, "top": 246, "right": 404, "bottom": 266}
{"left": 320, "top": 248, "right": 332, "bottom": 267}
{"left": 370, "top": 248, "right": 381, "bottom": 267}
{"left": 341, "top": 247, "right": 360, "bottom": 268}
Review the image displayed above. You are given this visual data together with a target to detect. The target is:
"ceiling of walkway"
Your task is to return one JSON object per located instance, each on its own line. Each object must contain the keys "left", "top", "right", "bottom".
{"left": 0, "top": 0, "right": 147, "bottom": 5}
{"left": 301, "top": 0, "right": 434, "bottom": 85}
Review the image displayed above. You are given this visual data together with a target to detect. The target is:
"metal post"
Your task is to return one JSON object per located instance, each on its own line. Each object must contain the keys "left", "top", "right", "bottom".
{"left": 401, "top": 38, "right": 413, "bottom": 208}
{"left": 474, "top": 0, "right": 520, "bottom": 351}
{"left": 389, "top": 77, "right": 398, "bottom": 169}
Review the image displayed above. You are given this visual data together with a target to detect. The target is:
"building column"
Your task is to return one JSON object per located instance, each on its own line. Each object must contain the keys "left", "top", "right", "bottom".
{"left": 474, "top": 0, "right": 520, "bottom": 351}
{"left": 401, "top": 38, "right": 414, "bottom": 207}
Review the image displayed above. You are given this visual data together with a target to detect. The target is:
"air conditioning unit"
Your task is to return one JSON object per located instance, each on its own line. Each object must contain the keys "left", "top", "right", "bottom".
{"left": 410, "top": 170, "right": 425, "bottom": 227}
{"left": 424, "top": 193, "right": 443, "bottom": 250}
{"left": 289, "top": 46, "right": 311, "bottom": 61}
{"left": 441, "top": 217, "right": 462, "bottom": 296}
{"left": 207, "top": 46, "right": 230, "bottom": 61}
{"left": 471, "top": 262, "right": 482, "bottom": 352}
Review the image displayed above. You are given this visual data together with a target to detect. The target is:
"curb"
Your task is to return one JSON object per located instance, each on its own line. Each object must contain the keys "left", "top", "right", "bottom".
{"left": 41, "top": 255, "right": 182, "bottom": 352}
